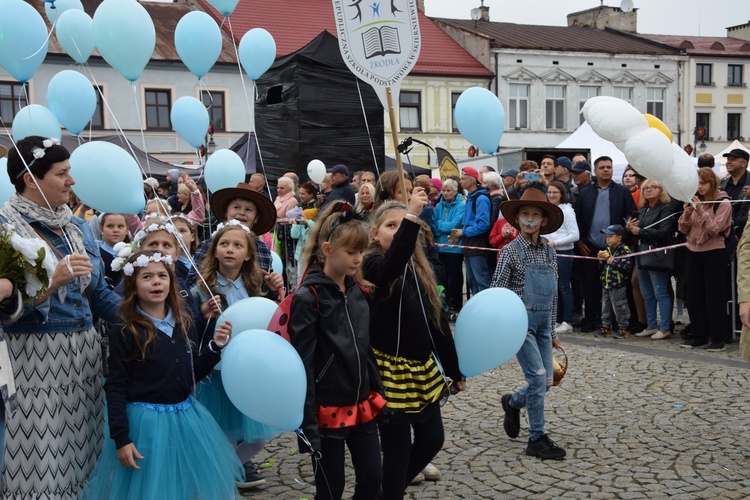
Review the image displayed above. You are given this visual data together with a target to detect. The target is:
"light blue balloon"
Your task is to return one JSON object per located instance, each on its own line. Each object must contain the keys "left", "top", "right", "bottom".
{"left": 270, "top": 251, "right": 283, "bottom": 275}
{"left": 69, "top": 141, "right": 145, "bottom": 214}
{"left": 47, "top": 70, "right": 97, "bottom": 135}
{"left": 12, "top": 105, "right": 61, "bottom": 142}
{"left": 238, "top": 28, "right": 276, "bottom": 81}
{"left": 92, "top": 0, "right": 155, "bottom": 82}
{"left": 174, "top": 11, "right": 222, "bottom": 78}
{"left": 215, "top": 297, "right": 279, "bottom": 337}
{"left": 0, "top": 158, "right": 13, "bottom": 204}
{"left": 221, "top": 329, "right": 306, "bottom": 431}
{"left": 205, "top": 149, "right": 245, "bottom": 193}
{"left": 454, "top": 87, "right": 506, "bottom": 155}
{"left": 207, "top": 0, "right": 239, "bottom": 17}
{"left": 170, "top": 96, "right": 209, "bottom": 149}
{"left": 0, "top": 0, "right": 49, "bottom": 82}
{"left": 454, "top": 287, "right": 528, "bottom": 377}
{"left": 44, "top": 0, "right": 83, "bottom": 24}
{"left": 56, "top": 9, "right": 96, "bottom": 64}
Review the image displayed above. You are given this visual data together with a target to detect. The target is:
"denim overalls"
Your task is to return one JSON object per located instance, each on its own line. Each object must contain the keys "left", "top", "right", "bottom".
{"left": 508, "top": 239, "right": 556, "bottom": 441}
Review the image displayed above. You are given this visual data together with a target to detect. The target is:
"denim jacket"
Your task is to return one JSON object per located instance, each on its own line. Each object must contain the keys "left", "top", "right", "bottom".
{"left": 0, "top": 214, "right": 122, "bottom": 334}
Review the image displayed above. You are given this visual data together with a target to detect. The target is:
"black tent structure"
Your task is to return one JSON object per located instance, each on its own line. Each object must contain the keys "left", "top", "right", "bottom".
{"left": 250, "top": 31, "right": 385, "bottom": 183}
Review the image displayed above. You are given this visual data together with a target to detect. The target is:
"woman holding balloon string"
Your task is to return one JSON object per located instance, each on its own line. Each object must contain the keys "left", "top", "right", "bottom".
{"left": 363, "top": 185, "right": 465, "bottom": 499}
{"left": 167, "top": 173, "right": 205, "bottom": 227}
{"left": 191, "top": 221, "right": 284, "bottom": 489}
{"left": 0, "top": 136, "right": 122, "bottom": 497}
{"left": 81, "top": 250, "right": 243, "bottom": 499}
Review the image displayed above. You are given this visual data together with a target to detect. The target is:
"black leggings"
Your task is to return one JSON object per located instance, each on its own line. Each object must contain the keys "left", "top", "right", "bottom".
{"left": 312, "top": 421, "right": 382, "bottom": 500}
{"left": 379, "top": 402, "right": 444, "bottom": 500}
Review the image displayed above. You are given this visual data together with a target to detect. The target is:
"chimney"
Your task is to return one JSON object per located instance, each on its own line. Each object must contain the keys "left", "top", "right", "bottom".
{"left": 727, "top": 20, "right": 750, "bottom": 41}
{"left": 470, "top": 2, "right": 490, "bottom": 22}
{"left": 567, "top": 5, "right": 637, "bottom": 33}
{"left": 480, "top": 5, "right": 489, "bottom": 21}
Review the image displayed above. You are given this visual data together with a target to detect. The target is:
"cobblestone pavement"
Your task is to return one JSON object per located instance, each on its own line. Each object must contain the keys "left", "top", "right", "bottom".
{"left": 243, "top": 327, "right": 750, "bottom": 499}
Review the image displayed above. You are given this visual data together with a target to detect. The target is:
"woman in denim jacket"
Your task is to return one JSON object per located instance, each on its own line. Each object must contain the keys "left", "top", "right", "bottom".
{"left": 0, "top": 136, "right": 122, "bottom": 498}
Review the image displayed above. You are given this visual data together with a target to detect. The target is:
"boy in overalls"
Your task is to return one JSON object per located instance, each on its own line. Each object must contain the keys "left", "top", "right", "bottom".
{"left": 491, "top": 188, "right": 566, "bottom": 460}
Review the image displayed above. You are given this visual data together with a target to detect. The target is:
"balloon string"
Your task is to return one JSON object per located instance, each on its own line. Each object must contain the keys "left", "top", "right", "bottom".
{"left": 56, "top": 13, "right": 88, "bottom": 69}
{"left": 355, "top": 79, "right": 382, "bottom": 180}
{"left": 23, "top": 16, "right": 56, "bottom": 61}
{"left": 131, "top": 83, "right": 153, "bottom": 178}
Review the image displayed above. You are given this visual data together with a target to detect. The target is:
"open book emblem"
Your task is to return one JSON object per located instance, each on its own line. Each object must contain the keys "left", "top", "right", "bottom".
{"left": 362, "top": 26, "right": 402, "bottom": 59}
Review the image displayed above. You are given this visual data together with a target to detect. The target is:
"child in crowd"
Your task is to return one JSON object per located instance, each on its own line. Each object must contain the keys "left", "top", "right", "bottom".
{"left": 170, "top": 214, "right": 199, "bottom": 276}
{"left": 596, "top": 225, "right": 633, "bottom": 339}
{"left": 81, "top": 250, "right": 242, "bottom": 499}
{"left": 493, "top": 188, "right": 566, "bottom": 460}
{"left": 192, "top": 221, "right": 284, "bottom": 489}
{"left": 363, "top": 187, "right": 465, "bottom": 500}
{"left": 489, "top": 215, "right": 520, "bottom": 252}
{"left": 290, "top": 201, "right": 385, "bottom": 500}
{"left": 98, "top": 213, "right": 130, "bottom": 289}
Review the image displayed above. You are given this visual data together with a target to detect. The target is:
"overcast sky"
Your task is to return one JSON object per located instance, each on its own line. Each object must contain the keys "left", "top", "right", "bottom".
{"left": 425, "top": 0, "right": 749, "bottom": 37}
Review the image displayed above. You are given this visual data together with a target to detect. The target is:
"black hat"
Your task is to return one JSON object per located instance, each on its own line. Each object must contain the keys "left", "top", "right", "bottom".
{"left": 722, "top": 149, "right": 749, "bottom": 161}
{"left": 327, "top": 164, "right": 349, "bottom": 176}
{"left": 601, "top": 224, "right": 626, "bottom": 236}
{"left": 571, "top": 161, "right": 591, "bottom": 174}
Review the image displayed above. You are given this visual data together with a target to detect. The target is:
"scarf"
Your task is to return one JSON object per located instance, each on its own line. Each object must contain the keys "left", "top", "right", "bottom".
{"left": 1, "top": 193, "right": 91, "bottom": 302}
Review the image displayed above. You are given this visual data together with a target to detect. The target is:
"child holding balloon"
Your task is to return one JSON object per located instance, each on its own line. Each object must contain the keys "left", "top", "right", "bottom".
{"left": 289, "top": 201, "right": 385, "bottom": 500}
{"left": 191, "top": 220, "right": 284, "bottom": 489}
{"left": 98, "top": 213, "right": 130, "bottom": 290}
{"left": 81, "top": 250, "right": 242, "bottom": 499}
{"left": 363, "top": 187, "right": 465, "bottom": 500}
{"left": 491, "top": 188, "right": 566, "bottom": 460}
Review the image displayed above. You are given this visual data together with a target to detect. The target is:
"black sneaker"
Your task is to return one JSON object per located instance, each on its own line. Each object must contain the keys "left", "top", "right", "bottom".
{"left": 705, "top": 341, "right": 726, "bottom": 352}
{"left": 236, "top": 461, "right": 266, "bottom": 489}
{"left": 525, "top": 434, "right": 566, "bottom": 460}
{"left": 680, "top": 339, "right": 708, "bottom": 349}
{"left": 501, "top": 394, "right": 520, "bottom": 439}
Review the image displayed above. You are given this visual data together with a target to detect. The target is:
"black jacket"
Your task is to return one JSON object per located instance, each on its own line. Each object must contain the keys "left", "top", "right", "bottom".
{"left": 574, "top": 181, "right": 636, "bottom": 249}
{"left": 720, "top": 170, "right": 750, "bottom": 238}
{"left": 637, "top": 202, "right": 678, "bottom": 247}
{"left": 321, "top": 180, "right": 356, "bottom": 208}
{"left": 289, "top": 266, "right": 383, "bottom": 452}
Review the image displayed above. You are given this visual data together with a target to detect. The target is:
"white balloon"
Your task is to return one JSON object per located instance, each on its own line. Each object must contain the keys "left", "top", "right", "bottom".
{"left": 583, "top": 97, "right": 648, "bottom": 144}
{"left": 661, "top": 143, "right": 699, "bottom": 203}
{"left": 307, "top": 159, "right": 326, "bottom": 184}
{"left": 624, "top": 128, "right": 673, "bottom": 181}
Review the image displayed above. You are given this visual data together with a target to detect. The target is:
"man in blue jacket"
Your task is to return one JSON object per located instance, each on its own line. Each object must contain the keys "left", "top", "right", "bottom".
{"left": 573, "top": 156, "right": 636, "bottom": 333}
{"left": 454, "top": 167, "right": 492, "bottom": 295}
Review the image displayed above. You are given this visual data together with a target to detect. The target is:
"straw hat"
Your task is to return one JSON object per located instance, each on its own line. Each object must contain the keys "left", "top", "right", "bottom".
{"left": 499, "top": 187, "right": 564, "bottom": 235}
{"left": 210, "top": 183, "right": 277, "bottom": 235}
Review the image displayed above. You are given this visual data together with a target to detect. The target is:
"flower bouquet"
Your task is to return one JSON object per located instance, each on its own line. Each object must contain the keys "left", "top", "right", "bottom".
{"left": 0, "top": 224, "right": 57, "bottom": 300}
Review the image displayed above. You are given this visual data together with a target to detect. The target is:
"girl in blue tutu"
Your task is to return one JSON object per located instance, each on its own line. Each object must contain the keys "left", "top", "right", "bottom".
{"left": 192, "top": 221, "right": 285, "bottom": 489}
{"left": 82, "top": 250, "right": 243, "bottom": 499}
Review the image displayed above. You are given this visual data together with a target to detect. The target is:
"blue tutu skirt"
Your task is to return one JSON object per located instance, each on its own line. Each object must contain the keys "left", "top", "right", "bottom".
{"left": 81, "top": 396, "right": 243, "bottom": 500}
{"left": 196, "top": 370, "right": 283, "bottom": 444}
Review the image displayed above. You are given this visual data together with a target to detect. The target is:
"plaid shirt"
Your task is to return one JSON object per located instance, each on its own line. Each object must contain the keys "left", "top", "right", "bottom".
{"left": 186, "top": 236, "right": 273, "bottom": 290}
{"left": 491, "top": 235, "right": 558, "bottom": 338}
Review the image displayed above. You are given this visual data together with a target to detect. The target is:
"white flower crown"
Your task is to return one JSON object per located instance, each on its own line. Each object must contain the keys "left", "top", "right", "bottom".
{"left": 31, "top": 138, "right": 60, "bottom": 161}
{"left": 110, "top": 217, "right": 180, "bottom": 272}
{"left": 169, "top": 213, "right": 194, "bottom": 227}
{"left": 211, "top": 219, "right": 252, "bottom": 238}
{"left": 121, "top": 252, "right": 173, "bottom": 277}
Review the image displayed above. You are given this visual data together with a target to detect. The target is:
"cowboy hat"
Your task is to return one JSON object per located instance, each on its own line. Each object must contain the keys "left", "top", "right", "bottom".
{"left": 210, "top": 183, "right": 277, "bottom": 235}
{"left": 499, "top": 187, "right": 564, "bottom": 235}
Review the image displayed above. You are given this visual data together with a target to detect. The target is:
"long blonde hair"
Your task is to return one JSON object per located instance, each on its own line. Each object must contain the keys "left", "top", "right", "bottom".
{"left": 366, "top": 201, "right": 442, "bottom": 327}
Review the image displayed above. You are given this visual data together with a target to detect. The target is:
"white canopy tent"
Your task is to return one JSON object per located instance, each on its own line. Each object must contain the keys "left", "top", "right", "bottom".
{"left": 555, "top": 121, "right": 629, "bottom": 181}
{"left": 713, "top": 140, "right": 750, "bottom": 177}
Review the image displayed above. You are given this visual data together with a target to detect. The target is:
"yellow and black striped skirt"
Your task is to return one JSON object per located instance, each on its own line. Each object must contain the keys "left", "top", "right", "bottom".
{"left": 372, "top": 348, "right": 446, "bottom": 413}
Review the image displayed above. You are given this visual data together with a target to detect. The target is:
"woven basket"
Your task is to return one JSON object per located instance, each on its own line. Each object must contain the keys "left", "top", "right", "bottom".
{"left": 552, "top": 347, "right": 568, "bottom": 387}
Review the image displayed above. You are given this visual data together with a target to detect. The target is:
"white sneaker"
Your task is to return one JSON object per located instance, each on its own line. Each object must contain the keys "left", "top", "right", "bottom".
{"left": 555, "top": 322, "right": 561, "bottom": 330}
{"left": 556, "top": 322, "right": 573, "bottom": 334}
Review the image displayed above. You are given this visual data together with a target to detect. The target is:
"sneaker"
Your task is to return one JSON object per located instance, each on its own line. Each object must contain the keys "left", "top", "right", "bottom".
{"left": 236, "top": 461, "right": 266, "bottom": 489}
{"left": 525, "top": 434, "right": 566, "bottom": 460}
{"left": 680, "top": 339, "right": 708, "bottom": 349}
{"left": 705, "top": 341, "right": 726, "bottom": 352}
{"left": 421, "top": 463, "right": 441, "bottom": 481}
{"left": 409, "top": 472, "right": 425, "bottom": 485}
{"left": 680, "top": 323, "right": 693, "bottom": 340}
{"left": 612, "top": 330, "right": 628, "bottom": 340}
{"left": 635, "top": 328, "right": 658, "bottom": 338}
{"left": 651, "top": 329, "right": 671, "bottom": 340}
{"left": 556, "top": 322, "right": 573, "bottom": 334}
{"left": 594, "top": 327, "right": 611, "bottom": 338}
{"left": 501, "top": 394, "right": 520, "bottom": 439}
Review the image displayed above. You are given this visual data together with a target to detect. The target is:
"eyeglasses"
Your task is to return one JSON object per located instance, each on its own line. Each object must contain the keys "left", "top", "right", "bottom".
{"left": 642, "top": 186, "right": 660, "bottom": 192}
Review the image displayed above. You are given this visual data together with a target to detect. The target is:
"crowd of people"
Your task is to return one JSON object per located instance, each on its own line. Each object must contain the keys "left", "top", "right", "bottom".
{"left": 1, "top": 134, "right": 750, "bottom": 498}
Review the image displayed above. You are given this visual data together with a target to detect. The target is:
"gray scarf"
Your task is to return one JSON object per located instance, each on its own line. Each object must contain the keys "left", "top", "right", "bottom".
{"left": 0, "top": 193, "right": 91, "bottom": 302}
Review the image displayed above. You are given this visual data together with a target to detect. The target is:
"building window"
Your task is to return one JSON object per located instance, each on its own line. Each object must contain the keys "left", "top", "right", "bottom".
{"left": 613, "top": 86, "right": 632, "bottom": 103}
{"left": 451, "top": 92, "right": 460, "bottom": 132}
{"left": 696, "top": 63, "right": 712, "bottom": 86}
{"left": 399, "top": 91, "right": 421, "bottom": 131}
{"left": 145, "top": 89, "right": 172, "bottom": 130}
{"left": 696, "top": 112, "right": 710, "bottom": 139}
{"left": 508, "top": 84, "right": 529, "bottom": 129}
{"left": 545, "top": 85, "right": 565, "bottom": 130}
{"left": 90, "top": 86, "right": 105, "bottom": 130}
{"left": 201, "top": 90, "right": 225, "bottom": 132}
{"left": 728, "top": 113, "right": 742, "bottom": 140}
{"left": 579, "top": 86, "right": 599, "bottom": 124}
{"left": 646, "top": 87, "right": 665, "bottom": 120}
{"left": 728, "top": 65, "right": 744, "bottom": 86}
{"left": 0, "top": 81, "right": 27, "bottom": 124}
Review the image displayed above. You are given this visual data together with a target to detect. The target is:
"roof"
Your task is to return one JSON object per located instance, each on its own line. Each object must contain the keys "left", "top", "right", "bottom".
{"left": 195, "top": 0, "right": 492, "bottom": 78}
{"left": 637, "top": 34, "right": 750, "bottom": 58}
{"left": 433, "top": 19, "right": 682, "bottom": 56}
{"left": 30, "top": 0, "right": 237, "bottom": 64}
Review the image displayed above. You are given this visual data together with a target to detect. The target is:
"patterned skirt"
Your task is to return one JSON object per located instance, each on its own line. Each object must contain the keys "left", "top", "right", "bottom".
{"left": 372, "top": 348, "right": 446, "bottom": 413}
{"left": 2, "top": 328, "right": 104, "bottom": 499}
